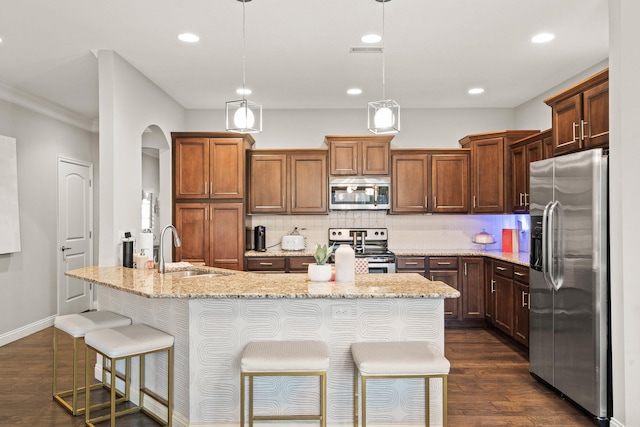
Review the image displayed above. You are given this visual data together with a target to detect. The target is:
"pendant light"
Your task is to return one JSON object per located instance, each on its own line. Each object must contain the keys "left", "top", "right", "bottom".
{"left": 226, "top": 0, "right": 262, "bottom": 133}
{"left": 368, "top": 0, "right": 400, "bottom": 134}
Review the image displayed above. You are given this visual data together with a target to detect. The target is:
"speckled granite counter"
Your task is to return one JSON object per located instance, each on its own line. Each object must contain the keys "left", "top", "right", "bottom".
{"left": 67, "top": 265, "right": 454, "bottom": 426}
{"left": 246, "top": 248, "right": 530, "bottom": 266}
{"left": 65, "top": 265, "right": 460, "bottom": 299}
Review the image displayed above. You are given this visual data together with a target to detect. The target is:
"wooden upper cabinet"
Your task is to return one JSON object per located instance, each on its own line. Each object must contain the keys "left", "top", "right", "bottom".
{"left": 174, "top": 202, "right": 210, "bottom": 264}
{"left": 509, "top": 129, "right": 550, "bottom": 213}
{"left": 249, "top": 149, "right": 328, "bottom": 214}
{"left": 392, "top": 149, "right": 470, "bottom": 214}
{"left": 325, "top": 135, "right": 393, "bottom": 176}
{"left": 173, "top": 133, "right": 254, "bottom": 200}
{"left": 431, "top": 153, "right": 469, "bottom": 213}
{"left": 210, "top": 202, "right": 244, "bottom": 270}
{"left": 545, "top": 68, "right": 608, "bottom": 156}
{"left": 459, "top": 130, "right": 538, "bottom": 214}
{"left": 290, "top": 153, "right": 327, "bottom": 213}
{"left": 249, "top": 153, "right": 288, "bottom": 214}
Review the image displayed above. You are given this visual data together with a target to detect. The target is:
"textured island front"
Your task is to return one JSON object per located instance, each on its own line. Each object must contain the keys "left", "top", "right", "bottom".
{"left": 66, "top": 266, "right": 459, "bottom": 427}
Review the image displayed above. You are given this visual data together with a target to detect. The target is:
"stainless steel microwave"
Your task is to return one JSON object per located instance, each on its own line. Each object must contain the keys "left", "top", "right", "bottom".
{"left": 329, "top": 177, "right": 391, "bottom": 210}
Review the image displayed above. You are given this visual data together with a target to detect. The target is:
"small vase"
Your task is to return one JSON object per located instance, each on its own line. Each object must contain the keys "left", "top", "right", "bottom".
{"left": 308, "top": 263, "right": 332, "bottom": 282}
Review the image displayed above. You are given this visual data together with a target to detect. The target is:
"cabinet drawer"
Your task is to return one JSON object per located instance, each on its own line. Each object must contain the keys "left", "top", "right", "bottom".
{"left": 493, "top": 260, "right": 514, "bottom": 278}
{"left": 288, "top": 256, "right": 316, "bottom": 272}
{"left": 246, "top": 257, "right": 286, "bottom": 271}
{"left": 429, "top": 257, "right": 458, "bottom": 270}
{"left": 513, "top": 265, "right": 529, "bottom": 283}
{"left": 397, "top": 257, "right": 426, "bottom": 270}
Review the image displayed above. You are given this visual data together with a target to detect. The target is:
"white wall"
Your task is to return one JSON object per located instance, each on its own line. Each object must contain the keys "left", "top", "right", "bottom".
{"left": 609, "top": 0, "right": 640, "bottom": 426}
{"left": 0, "top": 99, "right": 95, "bottom": 339}
{"left": 186, "top": 107, "right": 517, "bottom": 149}
{"left": 97, "top": 51, "right": 186, "bottom": 266}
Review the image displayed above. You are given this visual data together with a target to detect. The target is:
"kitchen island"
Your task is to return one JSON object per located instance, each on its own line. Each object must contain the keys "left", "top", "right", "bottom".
{"left": 66, "top": 266, "right": 459, "bottom": 427}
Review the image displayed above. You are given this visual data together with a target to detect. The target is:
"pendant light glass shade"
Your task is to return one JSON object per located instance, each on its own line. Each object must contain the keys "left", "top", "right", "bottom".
{"left": 226, "top": 99, "right": 262, "bottom": 133}
{"left": 368, "top": 0, "right": 400, "bottom": 134}
{"left": 368, "top": 99, "right": 400, "bottom": 134}
{"left": 225, "top": 0, "right": 262, "bottom": 133}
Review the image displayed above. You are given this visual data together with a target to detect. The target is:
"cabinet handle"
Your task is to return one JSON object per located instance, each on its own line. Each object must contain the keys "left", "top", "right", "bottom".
{"left": 581, "top": 120, "right": 588, "bottom": 141}
{"left": 437, "top": 262, "right": 451, "bottom": 265}
{"left": 572, "top": 122, "right": 579, "bottom": 142}
{"left": 473, "top": 195, "right": 476, "bottom": 208}
{"left": 433, "top": 196, "right": 437, "bottom": 208}
{"left": 519, "top": 193, "right": 524, "bottom": 207}
{"left": 496, "top": 266, "right": 506, "bottom": 271}
{"left": 514, "top": 272, "right": 525, "bottom": 277}
{"left": 301, "top": 262, "right": 311, "bottom": 266}
{"left": 524, "top": 193, "right": 529, "bottom": 206}
{"left": 522, "top": 291, "right": 530, "bottom": 309}
{"left": 405, "top": 262, "right": 418, "bottom": 265}
{"left": 204, "top": 182, "right": 208, "bottom": 195}
{"left": 259, "top": 262, "right": 273, "bottom": 266}
{"left": 464, "top": 262, "right": 467, "bottom": 275}
{"left": 431, "top": 276, "right": 434, "bottom": 281}
{"left": 424, "top": 196, "right": 428, "bottom": 210}
{"left": 491, "top": 279, "right": 496, "bottom": 293}
{"left": 204, "top": 208, "right": 207, "bottom": 221}
{"left": 210, "top": 182, "right": 213, "bottom": 195}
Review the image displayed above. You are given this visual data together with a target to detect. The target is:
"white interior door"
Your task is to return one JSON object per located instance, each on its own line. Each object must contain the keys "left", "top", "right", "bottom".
{"left": 57, "top": 158, "right": 93, "bottom": 315}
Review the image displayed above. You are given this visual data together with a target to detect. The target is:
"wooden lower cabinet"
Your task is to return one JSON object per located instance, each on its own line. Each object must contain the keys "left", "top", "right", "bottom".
{"left": 493, "top": 275, "right": 514, "bottom": 336}
{"left": 461, "top": 257, "right": 484, "bottom": 320}
{"left": 245, "top": 256, "right": 316, "bottom": 273}
{"left": 175, "top": 202, "right": 244, "bottom": 270}
{"left": 427, "top": 257, "right": 460, "bottom": 323}
{"left": 513, "top": 265, "right": 530, "bottom": 346}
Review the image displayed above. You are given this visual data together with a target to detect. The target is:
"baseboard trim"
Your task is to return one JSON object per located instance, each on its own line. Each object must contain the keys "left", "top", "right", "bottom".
{"left": 0, "top": 315, "right": 55, "bottom": 347}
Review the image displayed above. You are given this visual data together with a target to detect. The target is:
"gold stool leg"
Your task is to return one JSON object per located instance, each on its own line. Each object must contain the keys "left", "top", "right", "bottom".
{"left": 320, "top": 372, "right": 327, "bottom": 427}
{"left": 85, "top": 346, "right": 91, "bottom": 424}
{"left": 240, "top": 372, "right": 245, "bottom": 427}
{"left": 248, "top": 375, "right": 254, "bottom": 427}
{"left": 361, "top": 376, "right": 367, "bottom": 427}
{"left": 353, "top": 366, "right": 358, "bottom": 427}
{"left": 442, "top": 375, "right": 448, "bottom": 427}
{"left": 425, "top": 376, "right": 431, "bottom": 427}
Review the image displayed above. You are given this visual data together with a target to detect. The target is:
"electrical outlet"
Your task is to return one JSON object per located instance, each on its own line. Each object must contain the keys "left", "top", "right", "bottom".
{"left": 331, "top": 305, "right": 352, "bottom": 319}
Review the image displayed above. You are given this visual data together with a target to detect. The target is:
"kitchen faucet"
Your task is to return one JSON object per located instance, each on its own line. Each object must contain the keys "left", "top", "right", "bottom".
{"left": 158, "top": 224, "right": 182, "bottom": 273}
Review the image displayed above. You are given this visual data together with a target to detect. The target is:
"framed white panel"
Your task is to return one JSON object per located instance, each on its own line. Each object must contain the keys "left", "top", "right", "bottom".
{"left": 0, "top": 135, "right": 21, "bottom": 254}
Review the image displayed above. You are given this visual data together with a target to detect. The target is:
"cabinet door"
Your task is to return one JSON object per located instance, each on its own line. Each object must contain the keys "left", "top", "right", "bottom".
{"left": 210, "top": 139, "right": 244, "bottom": 199}
{"left": 513, "top": 281, "right": 530, "bottom": 346}
{"left": 288, "top": 256, "right": 316, "bottom": 272}
{"left": 471, "top": 138, "right": 504, "bottom": 213}
{"left": 431, "top": 270, "right": 460, "bottom": 319}
{"left": 493, "top": 275, "right": 514, "bottom": 336}
{"left": 583, "top": 80, "right": 609, "bottom": 148}
{"left": 484, "top": 258, "right": 494, "bottom": 323}
{"left": 329, "top": 141, "right": 358, "bottom": 175}
{"left": 552, "top": 94, "right": 583, "bottom": 156}
{"left": 290, "top": 153, "right": 327, "bottom": 213}
{"left": 524, "top": 141, "right": 543, "bottom": 210}
{"left": 246, "top": 257, "right": 286, "bottom": 272}
{"left": 174, "top": 203, "right": 209, "bottom": 264}
{"left": 210, "top": 203, "right": 244, "bottom": 270}
{"left": 250, "top": 154, "right": 287, "bottom": 213}
{"left": 511, "top": 145, "right": 527, "bottom": 213}
{"left": 542, "top": 134, "right": 554, "bottom": 159}
{"left": 396, "top": 256, "right": 426, "bottom": 274}
{"left": 461, "top": 257, "right": 484, "bottom": 319}
{"left": 174, "top": 138, "right": 209, "bottom": 199}
{"left": 431, "top": 154, "right": 469, "bottom": 213}
{"left": 361, "top": 140, "right": 390, "bottom": 175}
{"left": 391, "top": 154, "right": 429, "bottom": 213}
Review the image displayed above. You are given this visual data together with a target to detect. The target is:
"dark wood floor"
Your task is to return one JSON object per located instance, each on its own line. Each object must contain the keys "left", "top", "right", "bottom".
{"left": 0, "top": 326, "right": 595, "bottom": 426}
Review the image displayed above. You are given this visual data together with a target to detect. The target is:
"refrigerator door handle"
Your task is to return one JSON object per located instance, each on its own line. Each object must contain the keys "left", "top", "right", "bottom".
{"left": 542, "top": 201, "right": 554, "bottom": 288}
{"left": 547, "top": 200, "right": 565, "bottom": 291}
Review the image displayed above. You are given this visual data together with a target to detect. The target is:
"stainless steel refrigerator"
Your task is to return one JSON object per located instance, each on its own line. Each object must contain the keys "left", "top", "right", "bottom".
{"left": 529, "top": 148, "right": 610, "bottom": 426}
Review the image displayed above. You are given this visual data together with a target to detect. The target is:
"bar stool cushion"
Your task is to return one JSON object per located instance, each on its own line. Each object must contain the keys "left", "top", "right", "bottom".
{"left": 85, "top": 324, "right": 174, "bottom": 358}
{"left": 241, "top": 340, "right": 330, "bottom": 373}
{"left": 352, "top": 341, "right": 450, "bottom": 376}
{"left": 54, "top": 311, "right": 131, "bottom": 338}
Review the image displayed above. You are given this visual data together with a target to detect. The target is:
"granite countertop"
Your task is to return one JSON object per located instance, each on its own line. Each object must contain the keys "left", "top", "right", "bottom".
{"left": 246, "top": 249, "right": 530, "bottom": 266}
{"left": 66, "top": 266, "right": 460, "bottom": 300}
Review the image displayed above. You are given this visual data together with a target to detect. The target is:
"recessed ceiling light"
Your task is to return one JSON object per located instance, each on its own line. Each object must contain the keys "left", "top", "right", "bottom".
{"left": 361, "top": 34, "right": 382, "bottom": 44}
{"left": 531, "top": 32, "right": 555, "bottom": 43}
{"left": 236, "top": 88, "right": 252, "bottom": 95}
{"left": 347, "top": 88, "right": 363, "bottom": 95}
{"left": 178, "top": 33, "right": 200, "bottom": 43}
{"left": 468, "top": 88, "right": 485, "bottom": 95}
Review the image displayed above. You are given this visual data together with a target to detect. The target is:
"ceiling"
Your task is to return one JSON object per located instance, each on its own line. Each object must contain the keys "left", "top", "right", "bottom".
{"left": 0, "top": 0, "right": 608, "bottom": 122}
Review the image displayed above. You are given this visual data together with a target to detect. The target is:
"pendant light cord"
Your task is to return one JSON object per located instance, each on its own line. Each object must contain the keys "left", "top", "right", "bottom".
{"left": 241, "top": 0, "right": 247, "bottom": 103}
{"left": 381, "top": 0, "right": 386, "bottom": 101}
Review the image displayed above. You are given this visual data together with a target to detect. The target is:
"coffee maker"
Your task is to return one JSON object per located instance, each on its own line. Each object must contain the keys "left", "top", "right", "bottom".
{"left": 254, "top": 225, "right": 266, "bottom": 252}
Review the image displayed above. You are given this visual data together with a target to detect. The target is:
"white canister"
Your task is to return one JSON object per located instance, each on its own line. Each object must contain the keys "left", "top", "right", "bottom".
{"left": 335, "top": 244, "right": 355, "bottom": 282}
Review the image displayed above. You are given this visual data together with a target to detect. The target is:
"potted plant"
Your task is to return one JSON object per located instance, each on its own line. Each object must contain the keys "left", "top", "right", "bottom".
{"left": 308, "top": 243, "right": 335, "bottom": 282}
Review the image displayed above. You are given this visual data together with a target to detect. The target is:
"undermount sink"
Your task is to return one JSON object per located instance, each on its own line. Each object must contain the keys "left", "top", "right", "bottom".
{"left": 164, "top": 270, "right": 223, "bottom": 279}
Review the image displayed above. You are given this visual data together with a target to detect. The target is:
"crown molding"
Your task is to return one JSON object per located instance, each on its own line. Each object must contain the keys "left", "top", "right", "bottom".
{"left": 0, "top": 80, "right": 96, "bottom": 132}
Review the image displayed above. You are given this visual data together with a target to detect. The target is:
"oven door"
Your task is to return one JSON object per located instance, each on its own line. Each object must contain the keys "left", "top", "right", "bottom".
{"left": 368, "top": 263, "right": 396, "bottom": 274}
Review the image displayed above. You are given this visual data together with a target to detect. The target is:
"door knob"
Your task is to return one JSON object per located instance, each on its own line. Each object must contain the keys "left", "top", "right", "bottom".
{"left": 60, "top": 246, "right": 72, "bottom": 251}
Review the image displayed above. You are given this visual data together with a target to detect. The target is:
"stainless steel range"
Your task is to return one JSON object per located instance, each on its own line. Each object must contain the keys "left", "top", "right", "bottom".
{"left": 328, "top": 228, "right": 396, "bottom": 273}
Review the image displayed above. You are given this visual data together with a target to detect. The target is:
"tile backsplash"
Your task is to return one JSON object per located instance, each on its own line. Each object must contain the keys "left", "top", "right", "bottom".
{"left": 250, "top": 212, "right": 530, "bottom": 253}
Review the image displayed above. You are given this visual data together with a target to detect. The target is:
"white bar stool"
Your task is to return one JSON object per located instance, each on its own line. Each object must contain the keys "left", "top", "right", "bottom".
{"left": 240, "top": 340, "right": 330, "bottom": 427}
{"left": 53, "top": 311, "right": 132, "bottom": 415}
{"left": 84, "top": 323, "right": 174, "bottom": 427}
{"left": 351, "top": 341, "right": 450, "bottom": 427}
